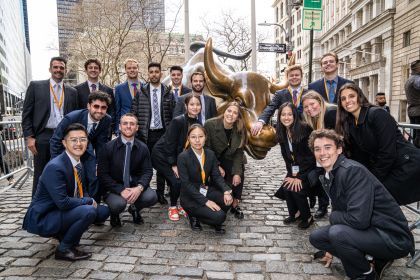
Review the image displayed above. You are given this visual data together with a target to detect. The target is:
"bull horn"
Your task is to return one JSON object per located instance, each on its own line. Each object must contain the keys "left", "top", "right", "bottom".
{"left": 269, "top": 80, "right": 289, "bottom": 93}
{"left": 288, "top": 53, "right": 296, "bottom": 66}
{"left": 204, "top": 38, "right": 234, "bottom": 91}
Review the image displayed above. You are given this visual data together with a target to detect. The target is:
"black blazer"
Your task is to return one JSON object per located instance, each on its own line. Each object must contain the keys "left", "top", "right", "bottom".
{"left": 97, "top": 136, "right": 153, "bottom": 195}
{"left": 152, "top": 114, "right": 199, "bottom": 166}
{"left": 178, "top": 148, "right": 231, "bottom": 209}
{"left": 258, "top": 88, "right": 307, "bottom": 124}
{"left": 75, "top": 81, "right": 115, "bottom": 120}
{"left": 324, "top": 105, "right": 337, "bottom": 129}
{"left": 22, "top": 80, "right": 78, "bottom": 138}
{"left": 278, "top": 125, "right": 316, "bottom": 192}
{"left": 308, "top": 76, "right": 353, "bottom": 104}
{"left": 173, "top": 93, "right": 217, "bottom": 120}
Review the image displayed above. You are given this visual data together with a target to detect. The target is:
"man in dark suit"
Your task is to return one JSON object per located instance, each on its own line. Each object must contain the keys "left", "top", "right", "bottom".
{"left": 98, "top": 113, "right": 157, "bottom": 227}
{"left": 114, "top": 58, "right": 141, "bottom": 134}
{"left": 50, "top": 91, "right": 112, "bottom": 202}
{"left": 131, "top": 62, "right": 175, "bottom": 205}
{"left": 375, "top": 92, "right": 390, "bottom": 113}
{"left": 169, "top": 65, "right": 191, "bottom": 102}
{"left": 308, "top": 52, "right": 353, "bottom": 104}
{"left": 75, "top": 59, "right": 115, "bottom": 137}
{"left": 173, "top": 72, "right": 217, "bottom": 123}
{"left": 23, "top": 124, "right": 109, "bottom": 261}
{"left": 251, "top": 64, "right": 306, "bottom": 136}
{"left": 22, "top": 56, "right": 78, "bottom": 196}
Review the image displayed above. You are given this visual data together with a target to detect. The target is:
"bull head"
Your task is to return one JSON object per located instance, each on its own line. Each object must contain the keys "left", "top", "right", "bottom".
{"left": 204, "top": 38, "right": 294, "bottom": 159}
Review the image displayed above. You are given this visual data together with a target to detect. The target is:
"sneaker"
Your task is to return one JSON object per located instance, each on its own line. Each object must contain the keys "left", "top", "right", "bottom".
{"left": 177, "top": 206, "right": 187, "bottom": 217}
{"left": 168, "top": 207, "right": 180, "bottom": 221}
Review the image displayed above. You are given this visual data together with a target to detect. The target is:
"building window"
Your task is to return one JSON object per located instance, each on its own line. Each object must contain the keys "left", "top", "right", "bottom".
{"left": 403, "top": 30, "right": 411, "bottom": 47}
{"left": 297, "top": 50, "right": 301, "bottom": 59}
{"left": 297, "top": 24, "right": 301, "bottom": 33}
{"left": 276, "top": 7, "right": 279, "bottom": 22}
{"left": 297, "top": 10, "right": 301, "bottom": 21}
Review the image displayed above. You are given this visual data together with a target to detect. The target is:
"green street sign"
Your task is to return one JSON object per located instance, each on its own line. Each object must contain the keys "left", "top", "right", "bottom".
{"left": 302, "top": 8, "right": 322, "bottom": 31}
{"left": 304, "top": 0, "right": 322, "bottom": 10}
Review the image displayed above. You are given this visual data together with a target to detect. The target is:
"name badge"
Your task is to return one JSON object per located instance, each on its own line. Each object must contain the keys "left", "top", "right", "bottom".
{"left": 199, "top": 185, "right": 208, "bottom": 197}
{"left": 292, "top": 165, "right": 300, "bottom": 176}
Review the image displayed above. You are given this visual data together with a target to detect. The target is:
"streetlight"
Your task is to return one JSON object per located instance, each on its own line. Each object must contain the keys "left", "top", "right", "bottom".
{"left": 258, "top": 22, "right": 290, "bottom": 45}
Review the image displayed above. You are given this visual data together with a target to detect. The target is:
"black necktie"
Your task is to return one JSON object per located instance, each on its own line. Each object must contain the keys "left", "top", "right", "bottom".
{"left": 123, "top": 142, "right": 132, "bottom": 187}
{"left": 89, "top": 123, "right": 97, "bottom": 139}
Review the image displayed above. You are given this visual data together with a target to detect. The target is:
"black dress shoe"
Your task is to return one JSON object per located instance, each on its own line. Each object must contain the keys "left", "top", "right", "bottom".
{"left": 373, "top": 259, "right": 393, "bottom": 280}
{"left": 55, "top": 247, "right": 91, "bottom": 261}
{"left": 128, "top": 205, "right": 144, "bottom": 225}
{"left": 230, "top": 206, "right": 244, "bottom": 219}
{"left": 110, "top": 214, "right": 122, "bottom": 227}
{"left": 189, "top": 216, "right": 202, "bottom": 231}
{"left": 314, "top": 207, "right": 328, "bottom": 219}
{"left": 283, "top": 215, "right": 301, "bottom": 225}
{"left": 214, "top": 225, "right": 226, "bottom": 235}
{"left": 297, "top": 215, "right": 314, "bottom": 229}
{"left": 157, "top": 193, "right": 168, "bottom": 205}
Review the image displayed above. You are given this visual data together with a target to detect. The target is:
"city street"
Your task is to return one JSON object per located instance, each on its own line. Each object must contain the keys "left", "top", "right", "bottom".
{"left": 0, "top": 147, "right": 418, "bottom": 279}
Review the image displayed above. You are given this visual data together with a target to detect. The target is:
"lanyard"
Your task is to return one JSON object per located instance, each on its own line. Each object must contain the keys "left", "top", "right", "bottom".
{"left": 49, "top": 82, "right": 65, "bottom": 110}
{"left": 196, "top": 150, "right": 206, "bottom": 185}
{"left": 288, "top": 86, "right": 304, "bottom": 106}
{"left": 73, "top": 168, "right": 84, "bottom": 198}
{"left": 323, "top": 79, "right": 336, "bottom": 103}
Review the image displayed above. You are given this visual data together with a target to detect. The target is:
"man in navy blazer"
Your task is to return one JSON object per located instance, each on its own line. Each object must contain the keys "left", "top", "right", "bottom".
{"left": 169, "top": 65, "right": 191, "bottom": 102}
{"left": 251, "top": 64, "right": 306, "bottom": 136}
{"left": 75, "top": 59, "right": 115, "bottom": 137}
{"left": 114, "top": 58, "right": 141, "bottom": 134}
{"left": 308, "top": 52, "right": 353, "bottom": 104}
{"left": 50, "top": 91, "right": 112, "bottom": 201}
{"left": 22, "top": 57, "right": 79, "bottom": 196}
{"left": 173, "top": 72, "right": 217, "bottom": 122}
{"left": 23, "top": 124, "right": 109, "bottom": 261}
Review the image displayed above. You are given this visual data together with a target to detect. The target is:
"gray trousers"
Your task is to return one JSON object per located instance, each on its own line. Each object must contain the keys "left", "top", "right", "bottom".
{"left": 104, "top": 187, "right": 158, "bottom": 215}
{"left": 309, "top": 224, "right": 405, "bottom": 278}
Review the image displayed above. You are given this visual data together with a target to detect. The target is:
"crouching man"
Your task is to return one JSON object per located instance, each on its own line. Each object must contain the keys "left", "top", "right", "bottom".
{"left": 308, "top": 129, "right": 414, "bottom": 280}
{"left": 23, "top": 124, "right": 110, "bottom": 261}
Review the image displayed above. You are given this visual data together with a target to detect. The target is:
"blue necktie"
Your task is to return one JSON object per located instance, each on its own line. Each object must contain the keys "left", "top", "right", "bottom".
{"left": 173, "top": 88, "right": 179, "bottom": 101}
{"left": 123, "top": 142, "right": 131, "bottom": 187}
{"left": 88, "top": 123, "right": 97, "bottom": 140}
{"left": 327, "top": 80, "right": 336, "bottom": 103}
{"left": 152, "top": 88, "right": 162, "bottom": 128}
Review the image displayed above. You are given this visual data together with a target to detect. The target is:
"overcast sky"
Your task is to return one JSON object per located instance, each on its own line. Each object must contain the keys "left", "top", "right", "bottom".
{"left": 27, "top": 0, "right": 274, "bottom": 80}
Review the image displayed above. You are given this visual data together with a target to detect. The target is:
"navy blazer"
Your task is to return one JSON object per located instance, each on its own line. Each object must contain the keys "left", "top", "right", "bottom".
{"left": 22, "top": 152, "right": 93, "bottom": 236}
{"left": 258, "top": 88, "right": 306, "bottom": 123}
{"left": 97, "top": 136, "right": 153, "bottom": 195}
{"left": 169, "top": 84, "right": 192, "bottom": 99}
{"left": 308, "top": 76, "right": 353, "bottom": 104}
{"left": 49, "top": 109, "right": 111, "bottom": 159}
{"left": 173, "top": 93, "right": 217, "bottom": 120}
{"left": 115, "top": 81, "right": 138, "bottom": 132}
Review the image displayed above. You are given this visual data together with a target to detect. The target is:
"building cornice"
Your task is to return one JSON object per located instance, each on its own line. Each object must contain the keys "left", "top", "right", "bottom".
{"left": 349, "top": 58, "right": 386, "bottom": 77}
{"left": 317, "top": 14, "right": 352, "bottom": 43}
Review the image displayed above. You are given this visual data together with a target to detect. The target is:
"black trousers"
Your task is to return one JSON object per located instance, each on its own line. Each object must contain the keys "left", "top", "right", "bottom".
{"left": 284, "top": 189, "right": 311, "bottom": 220}
{"left": 152, "top": 156, "right": 180, "bottom": 207}
{"left": 309, "top": 224, "right": 407, "bottom": 278}
{"left": 220, "top": 157, "right": 244, "bottom": 200}
{"left": 32, "top": 129, "right": 54, "bottom": 197}
{"left": 147, "top": 129, "right": 166, "bottom": 194}
{"left": 183, "top": 189, "right": 230, "bottom": 226}
{"left": 104, "top": 187, "right": 158, "bottom": 215}
{"left": 409, "top": 116, "right": 420, "bottom": 147}
{"left": 317, "top": 187, "right": 330, "bottom": 210}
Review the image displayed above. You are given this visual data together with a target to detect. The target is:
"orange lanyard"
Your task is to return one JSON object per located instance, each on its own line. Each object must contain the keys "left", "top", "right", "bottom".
{"left": 200, "top": 151, "right": 206, "bottom": 185}
{"left": 323, "top": 79, "right": 335, "bottom": 103}
{"left": 73, "top": 168, "right": 84, "bottom": 198}
{"left": 49, "top": 82, "right": 65, "bottom": 109}
{"left": 288, "top": 86, "right": 304, "bottom": 106}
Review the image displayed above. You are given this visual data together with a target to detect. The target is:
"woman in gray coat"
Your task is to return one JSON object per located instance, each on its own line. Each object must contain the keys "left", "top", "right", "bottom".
{"left": 204, "top": 102, "right": 247, "bottom": 219}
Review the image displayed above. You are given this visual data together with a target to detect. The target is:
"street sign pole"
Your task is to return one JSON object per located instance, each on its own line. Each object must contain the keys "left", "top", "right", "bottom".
{"left": 308, "top": 28, "right": 314, "bottom": 84}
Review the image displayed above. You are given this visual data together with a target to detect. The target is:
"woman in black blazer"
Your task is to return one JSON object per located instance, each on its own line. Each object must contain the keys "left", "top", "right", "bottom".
{"left": 301, "top": 90, "right": 336, "bottom": 218}
{"left": 178, "top": 124, "right": 233, "bottom": 234}
{"left": 204, "top": 102, "right": 246, "bottom": 219}
{"left": 152, "top": 94, "right": 201, "bottom": 221}
{"left": 336, "top": 83, "right": 420, "bottom": 205}
{"left": 276, "top": 103, "right": 315, "bottom": 229}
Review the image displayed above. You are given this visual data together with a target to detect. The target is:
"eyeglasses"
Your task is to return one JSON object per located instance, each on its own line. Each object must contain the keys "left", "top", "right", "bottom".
{"left": 92, "top": 104, "right": 108, "bottom": 110}
{"left": 67, "top": 137, "right": 88, "bottom": 144}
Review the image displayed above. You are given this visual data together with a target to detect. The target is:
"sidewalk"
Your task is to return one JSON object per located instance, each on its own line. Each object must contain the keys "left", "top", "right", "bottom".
{"left": 0, "top": 147, "right": 418, "bottom": 279}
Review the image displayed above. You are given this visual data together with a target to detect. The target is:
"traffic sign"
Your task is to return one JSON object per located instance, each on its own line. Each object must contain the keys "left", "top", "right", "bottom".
{"left": 303, "top": 0, "right": 322, "bottom": 9}
{"left": 302, "top": 8, "right": 322, "bottom": 31}
{"left": 258, "top": 43, "right": 286, "bottom": 53}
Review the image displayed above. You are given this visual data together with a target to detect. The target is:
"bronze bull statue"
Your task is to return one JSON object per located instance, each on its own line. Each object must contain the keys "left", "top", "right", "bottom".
{"left": 163, "top": 38, "right": 294, "bottom": 159}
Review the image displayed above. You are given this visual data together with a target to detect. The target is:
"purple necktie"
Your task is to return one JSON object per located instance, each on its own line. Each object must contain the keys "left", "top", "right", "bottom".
{"left": 292, "top": 90, "right": 298, "bottom": 105}
{"left": 91, "top": 84, "right": 97, "bottom": 92}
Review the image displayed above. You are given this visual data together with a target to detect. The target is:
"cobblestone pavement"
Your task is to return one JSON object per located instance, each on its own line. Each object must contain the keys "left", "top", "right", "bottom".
{"left": 0, "top": 147, "right": 418, "bottom": 280}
